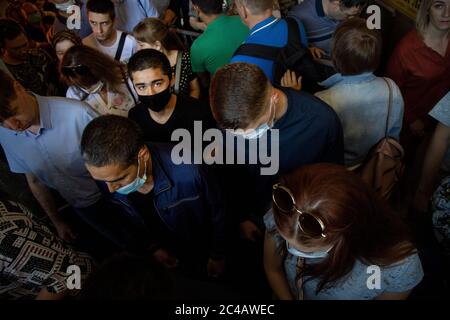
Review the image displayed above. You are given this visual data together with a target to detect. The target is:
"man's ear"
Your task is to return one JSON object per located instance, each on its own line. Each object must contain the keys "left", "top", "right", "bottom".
{"left": 138, "top": 145, "right": 149, "bottom": 161}
{"left": 235, "top": 2, "right": 248, "bottom": 20}
{"left": 270, "top": 86, "right": 279, "bottom": 104}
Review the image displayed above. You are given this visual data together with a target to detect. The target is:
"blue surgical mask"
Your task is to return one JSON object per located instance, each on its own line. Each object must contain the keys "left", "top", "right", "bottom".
{"left": 286, "top": 241, "right": 332, "bottom": 259}
{"left": 116, "top": 158, "right": 147, "bottom": 195}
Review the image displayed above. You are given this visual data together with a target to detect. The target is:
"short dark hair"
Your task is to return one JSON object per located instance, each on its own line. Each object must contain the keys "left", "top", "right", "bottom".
{"left": 127, "top": 49, "right": 172, "bottom": 81}
{"left": 339, "top": 0, "right": 368, "bottom": 9}
{"left": 81, "top": 115, "right": 145, "bottom": 169}
{"left": 86, "top": 0, "right": 115, "bottom": 20}
{"left": 0, "top": 18, "right": 25, "bottom": 49}
{"left": 332, "top": 17, "right": 381, "bottom": 75}
{"left": 191, "top": 0, "right": 223, "bottom": 15}
{"left": 0, "top": 70, "right": 17, "bottom": 121}
{"left": 210, "top": 63, "right": 271, "bottom": 130}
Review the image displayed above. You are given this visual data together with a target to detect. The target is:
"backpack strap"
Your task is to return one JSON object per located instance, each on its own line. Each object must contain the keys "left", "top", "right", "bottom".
{"left": 114, "top": 32, "right": 128, "bottom": 61}
{"left": 382, "top": 77, "right": 393, "bottom": 138}
{"left": 232, "top": 17, "right": 305, "bottom": 62}
{"left": 282, "top": 17, "right": 308, "bottom": 67}
{"left": 232, "top": 43, "right": 279, "bottom": 60}
{"left": 174, "top": 50, "right": 183, "bottom": 95}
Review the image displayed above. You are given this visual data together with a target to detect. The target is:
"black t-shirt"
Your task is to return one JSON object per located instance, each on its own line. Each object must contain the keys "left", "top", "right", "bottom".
{"left": 128, "top": 94, "right": 216, "bottom": 143}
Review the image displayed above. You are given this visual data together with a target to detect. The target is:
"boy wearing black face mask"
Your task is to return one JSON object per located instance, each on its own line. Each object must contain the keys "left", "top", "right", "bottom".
{"left": 127, "top": 49, "right": 215, "bottom": 143}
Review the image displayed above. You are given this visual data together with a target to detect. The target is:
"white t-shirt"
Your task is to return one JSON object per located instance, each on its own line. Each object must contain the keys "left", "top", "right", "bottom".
{"left": 82, "top": 30, "right": 137, "bottom": 63}
{"left": 66, "top": 81, "right": 137, "bottom": 117}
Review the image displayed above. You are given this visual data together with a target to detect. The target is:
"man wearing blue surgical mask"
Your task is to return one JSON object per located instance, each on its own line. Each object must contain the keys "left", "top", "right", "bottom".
{"left": 210, "top": 62, "right": 344, "bottom": 243}
{"left": 81, "top": 115, "right": 226, "bottom": 279}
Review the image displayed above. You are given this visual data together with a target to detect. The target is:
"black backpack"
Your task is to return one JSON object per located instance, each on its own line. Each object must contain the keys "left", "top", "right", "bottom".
{"left": 232, "top": 17, "right": 335, "bottom": 93}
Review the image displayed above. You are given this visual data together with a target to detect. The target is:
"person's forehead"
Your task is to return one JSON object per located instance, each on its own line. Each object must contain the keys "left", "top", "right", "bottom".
{"left": 86, "top": 162, "right": 131, "bottom": 181}
{"left": 132, "top": 68, "right": 168, "bottom": 83}
{"left": 55, "top": 39, "right": 75, "bottom": 49}
{"left": 88, "top": 11, "right": 113, "bottom": 22}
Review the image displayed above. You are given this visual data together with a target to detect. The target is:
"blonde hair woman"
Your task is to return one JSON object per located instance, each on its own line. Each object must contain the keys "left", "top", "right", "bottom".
{"left": 386, "top": 0, "right": 449, "bottom": 148}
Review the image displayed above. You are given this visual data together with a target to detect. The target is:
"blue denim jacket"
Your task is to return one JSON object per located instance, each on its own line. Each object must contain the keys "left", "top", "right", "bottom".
{"left": 100, "top": 143, "right": 225, "bottom": 258}
{"left": 315, "top": 73, "right": 404, "bottom": 166}
{"left": 149, "top": 143, "right": 225, "bottom": 258}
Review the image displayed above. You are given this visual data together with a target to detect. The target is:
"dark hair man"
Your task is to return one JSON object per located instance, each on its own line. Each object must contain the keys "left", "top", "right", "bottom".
{"left": 81, "top": 115, "right": 226, "bottom": 279}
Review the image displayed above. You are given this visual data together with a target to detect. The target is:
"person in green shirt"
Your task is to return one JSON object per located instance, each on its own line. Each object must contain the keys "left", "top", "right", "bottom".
{"left": 190, "top": 0, "right": 249, "bottom": 86}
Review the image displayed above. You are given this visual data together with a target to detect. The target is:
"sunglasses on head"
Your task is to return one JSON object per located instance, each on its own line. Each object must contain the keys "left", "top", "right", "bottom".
{"left": 61, "top": 65, "right": 91, "bottom": 77}
{"left": 272, "top": 183, "right": 327, "bottom": 239}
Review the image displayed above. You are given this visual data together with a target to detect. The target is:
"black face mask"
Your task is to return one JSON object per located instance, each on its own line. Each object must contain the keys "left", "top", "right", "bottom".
{"left": 138, "top": 87, "right": 172, "bottom": 112}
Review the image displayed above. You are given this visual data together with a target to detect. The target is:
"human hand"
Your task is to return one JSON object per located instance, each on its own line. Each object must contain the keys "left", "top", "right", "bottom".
{"left": 54, "top": 220, "right": 77, "bottom": 243}
{"left": 410, "top": 120, "right": 425, "bottom": 137}
{"left": 239, "top": 220, "right": 263, "bottom": 242}
{"left": 207, "top": 258, "right": 225, "bottom": 279}
{"left": 281, "top": 70, "right": 302, "bottom": 91}
{"left": 308, "top": 47, "right": 326, "bottom": 60}
{"left": 153, "top": 248, "right": 178, "bottom": 269}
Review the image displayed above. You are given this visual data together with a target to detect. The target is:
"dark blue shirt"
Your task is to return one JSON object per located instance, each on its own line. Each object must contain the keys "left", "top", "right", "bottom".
{"left": 220, "top": 87, "right": 344, "bottom": 222}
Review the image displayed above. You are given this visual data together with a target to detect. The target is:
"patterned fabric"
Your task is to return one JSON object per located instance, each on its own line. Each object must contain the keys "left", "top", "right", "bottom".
{"left": 5, "top": 48, "right": 57, "bottom": 96}
{"left": 0, "top": 199, "right": 94, "bottom": 300}
{"left": 66, "top": 82, "right": 137, "bottom": 117}
{"left": 432, "top": 176, "right": 450, "bottom": 257}
{"left": 170, "top": 50, "right": 196, "bottom": 97}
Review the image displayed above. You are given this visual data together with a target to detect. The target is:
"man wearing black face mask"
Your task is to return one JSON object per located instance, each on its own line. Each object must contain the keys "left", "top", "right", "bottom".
{"left": 127, "top": 49, "right": 215, "bottom": 143}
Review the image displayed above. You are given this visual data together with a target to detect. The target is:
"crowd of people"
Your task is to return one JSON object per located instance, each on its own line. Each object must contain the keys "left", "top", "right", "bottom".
{"left": 0, "top": 0, "right": 449, "bottom": 300}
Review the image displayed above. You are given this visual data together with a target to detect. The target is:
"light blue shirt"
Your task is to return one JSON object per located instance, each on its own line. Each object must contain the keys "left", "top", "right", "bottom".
{"left": 315, "top": 73, "right": 404, "bottom": 166}
{"left": 113, "top": 0, "right": 159, "bottom": 33}
{"left": 429, "top": 91, "right": 450, "bottom": 170}
{"left": 264, "top": 210, "right": 424, "bottom": 300}
{"left": 429, "top": 92, "right": 450, "bottom": 127}
{"left": 0, "top": 95, "right": 101, "bottom": 208}
{"left": 231, "top": 16, "right": 308, "bottom": 83}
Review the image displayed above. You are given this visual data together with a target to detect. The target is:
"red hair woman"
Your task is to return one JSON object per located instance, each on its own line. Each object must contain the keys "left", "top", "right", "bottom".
{"left": 264, "top": 163, "right": 423, "bottom": 300}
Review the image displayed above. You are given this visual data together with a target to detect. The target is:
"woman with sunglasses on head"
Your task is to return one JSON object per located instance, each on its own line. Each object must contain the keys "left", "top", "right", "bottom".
{"left": 133, "top": 18, "right": 200, "bottom": 99}
{"left": 61, "top": 45, "right": 137, "bottom": 117}
{"left": 264, "top": 163, "right": 424, "bottom": 300}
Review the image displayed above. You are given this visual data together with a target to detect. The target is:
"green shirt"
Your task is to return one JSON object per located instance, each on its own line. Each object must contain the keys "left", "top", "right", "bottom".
{"left": 190, "top": 15, "right": 249, "bottom": 75}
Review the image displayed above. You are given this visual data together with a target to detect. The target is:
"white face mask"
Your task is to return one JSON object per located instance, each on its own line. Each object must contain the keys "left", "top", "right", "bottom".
{"left": 286, "top": 241, "right": 333, "bottom": 259}
{"left": 82, "top": 81, "right": 104, "bottom": 95}
{"left": 54, "top": 0, "right": 76, "bottom": 12}
{"left": 232, "top": 100, "right": 276, "bottom": 140}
